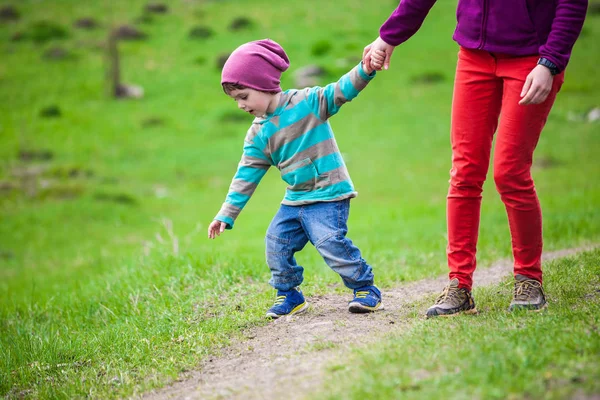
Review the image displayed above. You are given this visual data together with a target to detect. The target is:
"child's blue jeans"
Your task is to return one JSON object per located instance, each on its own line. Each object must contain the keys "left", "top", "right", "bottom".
{"left": 265, "top": 198, "right": 374, "bottom": 291}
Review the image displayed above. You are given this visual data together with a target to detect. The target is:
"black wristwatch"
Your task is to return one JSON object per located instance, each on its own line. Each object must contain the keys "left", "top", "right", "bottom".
{"left": 537, "top": 57, "right": 560, "bottom": 75}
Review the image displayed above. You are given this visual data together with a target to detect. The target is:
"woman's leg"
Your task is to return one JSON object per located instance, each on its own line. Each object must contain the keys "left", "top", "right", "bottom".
{"left": 447, "top": 48, "right": 503, "bottom": 290}
{"left": 493, "top": 56, "right": 564, "bottom": 283}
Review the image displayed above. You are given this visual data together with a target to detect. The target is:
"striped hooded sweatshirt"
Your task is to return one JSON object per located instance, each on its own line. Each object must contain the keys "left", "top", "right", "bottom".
{"left": 215, "top": 63, "right": 376, "bottom": 229}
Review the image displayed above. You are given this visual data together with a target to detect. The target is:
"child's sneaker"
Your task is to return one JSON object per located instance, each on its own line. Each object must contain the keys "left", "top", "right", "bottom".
{"left": 265, "top": 287, "right": 309, "bottom": 319}
{"left": 348, "top": 285, "right": 384, "bottom": 313}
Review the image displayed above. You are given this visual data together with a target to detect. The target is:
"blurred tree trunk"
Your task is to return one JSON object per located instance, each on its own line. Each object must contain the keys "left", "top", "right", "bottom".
{"left": 106, "top": 28, "right": 143, "bottom": 99}
{"left": 107, "top": 29, "right": 121, "bottom": 98}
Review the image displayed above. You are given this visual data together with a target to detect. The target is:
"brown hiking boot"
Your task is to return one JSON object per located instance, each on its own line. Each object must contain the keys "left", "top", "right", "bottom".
{"left": 509, "top": 274, "right": 547, "bottom": 312}
{"left": 426, "top": 278, "right": 477, "bottom": 318}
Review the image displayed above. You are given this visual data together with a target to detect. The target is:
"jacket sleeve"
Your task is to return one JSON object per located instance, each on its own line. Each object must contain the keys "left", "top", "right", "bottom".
{"left": 379, "top": 0, "right": 438, "bottom": 46}
{"left": 538, "top": 0, "right": 588, "bottom": 73}
{"left": 305, "top": 63, "right": 375, "bottom": 121}
{"left": 214, "top": 126, "right": 271, "bottom": 229}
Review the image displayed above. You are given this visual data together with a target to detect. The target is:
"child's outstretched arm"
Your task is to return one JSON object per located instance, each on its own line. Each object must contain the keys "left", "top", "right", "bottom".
{"left": 208, "top": 126, "right": 272, "bottom": 239}
{"left": 305, "top": 52, "right": 384, "bottom": 120}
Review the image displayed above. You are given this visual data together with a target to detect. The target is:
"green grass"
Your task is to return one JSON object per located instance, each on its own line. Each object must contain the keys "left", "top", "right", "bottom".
{"left": 1, "top": 0, "right": 599, "bottom": 398}
{"left": 322, "top": 249, "right": 600, "bottom": 400}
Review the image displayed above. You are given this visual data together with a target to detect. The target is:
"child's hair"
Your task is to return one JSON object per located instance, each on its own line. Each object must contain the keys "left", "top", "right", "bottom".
{"left": 222, "top": 82, "right": 247, "bottom": 95}
{"left": 222, "top": 82, "right": 280, "bottom": 96}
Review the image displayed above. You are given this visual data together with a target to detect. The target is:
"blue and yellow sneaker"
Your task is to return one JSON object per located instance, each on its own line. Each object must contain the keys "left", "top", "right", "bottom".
{"left": 348, "top": 285, "right": 384, "bottom": 313}
{"left": 265, "top": 287, "right": 309, "bottom": 319}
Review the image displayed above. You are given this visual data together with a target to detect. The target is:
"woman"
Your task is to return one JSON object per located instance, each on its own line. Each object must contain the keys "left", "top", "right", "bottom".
{"left": 364, "top": 0, "right": 588, "bottom": 317}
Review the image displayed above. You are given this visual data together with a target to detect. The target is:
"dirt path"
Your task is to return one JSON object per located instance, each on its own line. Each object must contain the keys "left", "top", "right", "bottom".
{"left": 140, "top": 247, "right": 594, "bottom": 400}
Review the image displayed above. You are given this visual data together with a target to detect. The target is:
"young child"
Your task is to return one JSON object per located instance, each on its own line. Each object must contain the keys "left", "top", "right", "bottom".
{"left": 208, "top": 39, "right": 386, "bottom": 319}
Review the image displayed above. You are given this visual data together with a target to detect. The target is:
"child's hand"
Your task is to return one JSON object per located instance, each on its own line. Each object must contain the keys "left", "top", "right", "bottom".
{"left": 362, "top": 50, "right": 386, "bottom": 74}
{"left": 208, "top": 220, "right": 227, "bottom": 239}
{"left": 370, "top": 50, "right": 386, "bottom": 71}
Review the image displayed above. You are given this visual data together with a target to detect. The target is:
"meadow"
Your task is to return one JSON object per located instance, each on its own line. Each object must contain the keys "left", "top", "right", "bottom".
{"left": 1, "top": 0, "right": 599, "bottom": 398}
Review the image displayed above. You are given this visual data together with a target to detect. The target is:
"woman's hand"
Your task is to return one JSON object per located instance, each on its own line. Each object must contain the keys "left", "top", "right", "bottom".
{"left": 519, "top": 65, "right": 554, "bottom": 105}
{"left": 363, "top": 37, "right": 396, "bottom": 71}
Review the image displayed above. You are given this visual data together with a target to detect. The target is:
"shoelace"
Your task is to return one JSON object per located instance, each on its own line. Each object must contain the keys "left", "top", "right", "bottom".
{"left": 434, "top": 284, "right": 461, "bottom": 305}
{"left": 355, "top": 290, "right": 370, "bottom": 299}
{"left": 514, "top": 279, "right": 543, "bottom": 301}
{"left": 273, "top": 295, "right": 286, "bottom": 306}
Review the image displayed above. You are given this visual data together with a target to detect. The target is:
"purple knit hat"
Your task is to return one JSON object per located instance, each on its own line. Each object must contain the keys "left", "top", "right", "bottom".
{"left": 221, "top": 39, "right": 290, "bottom": 92}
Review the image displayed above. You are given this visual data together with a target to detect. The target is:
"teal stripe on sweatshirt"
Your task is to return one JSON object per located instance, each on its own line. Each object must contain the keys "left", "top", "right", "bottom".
{"left": 258, "top": 121, "right": 278, "bottom": 142}
{"left": 260, "top": 101, "right": 314, "bottom": 141}
{"left": 277, "top": 101, "right": 314, "bottom": 130}
{"left": 281, "top": 152, "right": 344, "bottom": 186}
{"left": 234, "top": 165, "right": 267, "bottom": 184}
{"left": 312, "top": 152, "right": 344, "bottom": 174}
{"left": 215, "top": 215, "right": 234, "bottom": 228}
{"left": 250, "top": 134, "right": 268, "bottom": 152}
{"left": 226, "top": 191, "right": 251, "bottom": 208}
{"left": 310, "top": 70, "right": 361, "bottom": 118}
{"left": 339, "top": 73, "right": 359, "bottom": 101}
{"left": 357, "top": 64, "right": 374, "bottom": 81}
{"left": 321, "top": 84, "right": 340, "bottom": 116}
{"left": 284, "top": 180, "right": 355, "bottom": 202}
{"left": 281, "top": 162, "right": 316, "bottom": 186}
{"left": 243, "top": 144, "right": 271, "bottom": 162}
{"left": 271, "top": 124, "right": 331, "bottom": 163}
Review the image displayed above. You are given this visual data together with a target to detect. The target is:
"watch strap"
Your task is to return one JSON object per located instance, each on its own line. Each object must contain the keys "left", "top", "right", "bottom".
{"left": 537, "top": 57, "right": 560, "bottom": 75}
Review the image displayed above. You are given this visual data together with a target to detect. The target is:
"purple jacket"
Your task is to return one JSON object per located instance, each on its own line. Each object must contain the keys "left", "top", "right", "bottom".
{"left": 380, "top": 0, "right": 588, "bottom": 72}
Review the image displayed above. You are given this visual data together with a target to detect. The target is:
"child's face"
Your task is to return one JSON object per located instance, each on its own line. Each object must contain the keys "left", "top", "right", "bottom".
{"left": 228, "top": 88, "right": 276, "bottom": 118}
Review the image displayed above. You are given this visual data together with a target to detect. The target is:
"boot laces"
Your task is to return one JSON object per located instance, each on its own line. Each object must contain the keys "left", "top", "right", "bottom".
{"left": 514, "top": 279, "right": 542, "bottom": 301}
{"left": 435, "top": 283, "right": 461, "bottom": 305}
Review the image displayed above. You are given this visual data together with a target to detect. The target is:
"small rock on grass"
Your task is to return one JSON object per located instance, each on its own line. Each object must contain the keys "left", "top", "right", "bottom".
{"left": 0, "top": 5, "right": 19, "bottom": 22}
{"left": 39, "top": 105, "right": 61, "bottom": 118}
{"left": 115, "top": 84, "right": 144, "bottom": 99}
{"left": 18, "top": 149, "right": 54, "bottom": 162}
{"left": 587, "top": 107, "right": 600, "bottom": 122}
{"left": 294, "top": 65, "right": 326, "bottom": 87}
{"left": 216, "top": 52, "right": 231, "bottom": 69}
{"left": 0, "top": 249, "right": 14, "bottom": 259}
{"left": 94, "top": 192, "right": 138, "bottom": 205}
{"left": 141, "top": 117, "right": 164, "bottom": 128}
{"left": 411, "top": 72, "right": 445, "bottom": 85}
{"left": 189, "top": 25, "right": 213, "bottom": 39}
{"left": 229, "top": 17, "right": 252, "bottom": 31}
{"left": 113, "top": 25, "right": 147, "bottom": 40}
{"left": 145, "top": 3, "right": 168, "bottom": 14}
{"left": 28, "top": 21, "right": 69, "bottom": 43}
{"left": 567, "top": 107, "right": 600, "bottom": 123}
{"left": 74, "top": 17, "right": 99, "bottom": 30}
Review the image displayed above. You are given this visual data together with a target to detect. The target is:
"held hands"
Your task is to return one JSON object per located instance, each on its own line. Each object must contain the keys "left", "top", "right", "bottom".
{"left": 363, "top": 36, "right": 395, "bottom": 71}
{"left": 208, "top": 220, "right": 227, "bottom": 239}
{"left": 363, "top": 49, "right": 386, "bottom": 74}
{"left": 519, "top": 65, "right": 553, "bottom": 105}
